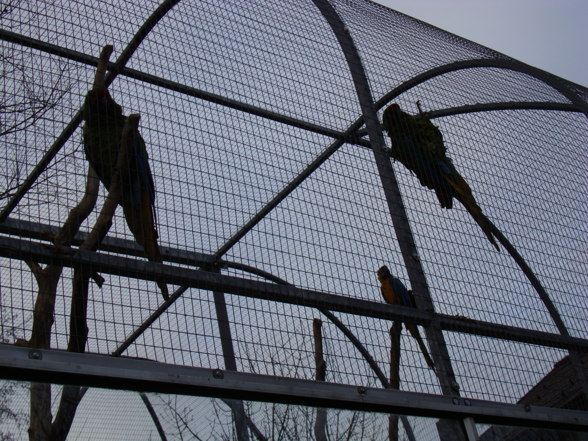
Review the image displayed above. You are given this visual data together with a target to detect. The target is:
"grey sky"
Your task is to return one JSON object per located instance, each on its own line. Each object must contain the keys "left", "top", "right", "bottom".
{"left": 373, "top": 0, "right": 587, "bottom": 87}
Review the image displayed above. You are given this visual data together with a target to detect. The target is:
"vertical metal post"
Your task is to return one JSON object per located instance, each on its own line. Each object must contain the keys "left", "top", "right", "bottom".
{"left": 212, "top": 268, "right": 250, "bottom": 441}
{"left": 462, "top": 417, "right": 479, "bottom": 441}
{"left": 311, "top": 1, "right": 466, "bottom": 439}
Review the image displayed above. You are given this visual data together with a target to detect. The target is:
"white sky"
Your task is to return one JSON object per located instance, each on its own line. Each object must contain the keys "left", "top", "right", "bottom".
{"left": 373, "top": 0, "right": 588, "bottom": 87}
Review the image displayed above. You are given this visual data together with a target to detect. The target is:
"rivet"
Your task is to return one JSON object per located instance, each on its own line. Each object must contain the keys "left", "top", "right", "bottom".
{"left": 212, "top": 369, "right": 224, "bottom": 379}
{"left": 29, "top": 350, "right": 42, "bottom": 360}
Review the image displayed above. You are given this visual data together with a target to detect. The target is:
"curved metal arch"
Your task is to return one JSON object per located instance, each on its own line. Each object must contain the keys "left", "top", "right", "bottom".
{"left": 424, "top": 101, "right": 581, "bottom": 119}
{"left": 0, "top": 0, "right": 181, "bottom": 221}
{"left": 355, "top": 101, "right": 582, "bottom": 138}
{"left": 309, "top": 2, "right": 588, "bottom": 436}
{"left": 140, "top": 392, "right": 169, "bottom": 441}
{"left": 374, "top": 58, "right": 588, "bottom": 117}
{"left": 311, "top": 1, "right": 461, "bottom": 439}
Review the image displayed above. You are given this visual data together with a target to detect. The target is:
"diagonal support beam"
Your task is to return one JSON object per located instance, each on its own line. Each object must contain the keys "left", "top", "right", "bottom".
{"left": 212, "top": 136, "right": 348, "bottom": 259}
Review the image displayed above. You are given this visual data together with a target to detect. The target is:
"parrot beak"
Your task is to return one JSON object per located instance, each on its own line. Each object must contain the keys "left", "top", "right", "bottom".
{"left": 377, "top": 265, "right": 391, "bottom": 278}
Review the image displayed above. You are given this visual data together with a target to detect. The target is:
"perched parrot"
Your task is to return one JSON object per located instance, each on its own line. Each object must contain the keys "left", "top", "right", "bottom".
{"left": 377, "top": 265, "right": 435, "bottom": 370}
{"left": 82, "top": 87, "right": 169, "bottom": 300}
{"left": 382, "top": 103, "right": 499, "bottom": 251}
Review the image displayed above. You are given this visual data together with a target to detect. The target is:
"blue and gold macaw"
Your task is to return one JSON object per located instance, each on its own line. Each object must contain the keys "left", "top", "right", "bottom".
{"left": 82, "top": 87, "right": 169, "bottom": 300}
{"left": 377, "top": 265, "right": 435, "bottom": 370}
{"left": 382, "top": 103, "right": 499, "bottom": 251}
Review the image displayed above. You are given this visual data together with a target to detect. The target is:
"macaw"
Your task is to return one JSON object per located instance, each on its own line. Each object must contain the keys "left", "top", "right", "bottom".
{"left": 382, "top": 103, "right": 499, "bottom": 251}
{"left": 377, "top": 265, "right": 435, "bottom": 370}
{"left": 82, "top": 87, "right": 169, "bottom": 300}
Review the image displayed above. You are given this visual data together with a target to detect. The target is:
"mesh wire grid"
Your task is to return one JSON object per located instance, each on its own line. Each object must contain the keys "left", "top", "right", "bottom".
{"left": 0, "top": 0, "right": 586, "bottom": 439}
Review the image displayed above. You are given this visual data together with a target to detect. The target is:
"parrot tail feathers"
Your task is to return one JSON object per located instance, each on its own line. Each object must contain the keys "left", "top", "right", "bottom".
{"left": 123, "top": 194, "right": 169, "bottom": 300}
{"left": 469, "top": 210, "right": 500, "bottom": 251}
{"left": 157, "top": 282, "right": 170, "bottom": 301}
{"left": 434, "top": 186, "right": 454, "bottom": 209}
{"left": 406, "top": 324, "right": 436, "bottom": 370}
{"left": 444, "top": 173, "right": 500, "bottom": 251}
{"left": 459, "top": 198, "right": 500, "bottom": 251}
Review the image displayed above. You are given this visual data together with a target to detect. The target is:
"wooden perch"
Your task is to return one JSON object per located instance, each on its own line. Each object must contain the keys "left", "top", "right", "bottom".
{"left": 92, "top": 45, "right": 113, "bottom": 89}
{"left": 24, "top": 43, "right": 114, "bottom": 350}
{"left": 313, "top": 318, "right": 327, "bottom": 441}
{"left": 50, "top": 114, "right": 141, "bottom": 441}
{"left": 26, "top": 46, "right": 119, "bottom": 441}
{"left": 388, "top": 321, "right": 402, "bottom": 441}
{"left": 25, "top": 166, "right": 100, "bottom": 350}
{"left": 25, "top": 147, "right": 100, "bottom": 441}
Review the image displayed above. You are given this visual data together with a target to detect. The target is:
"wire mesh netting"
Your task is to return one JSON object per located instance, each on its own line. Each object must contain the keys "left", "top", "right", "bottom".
{"left": 0, "top": 0, "right": 586, "bottom": 440}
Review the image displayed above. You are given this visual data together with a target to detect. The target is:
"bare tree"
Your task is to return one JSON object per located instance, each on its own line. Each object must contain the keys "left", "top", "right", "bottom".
{"left": 7, "top": 43, "right": 149, "bottom": 441}
{"left": 154, "top": 323, "right": 387, "bottom": 441}
{"left": 0, "top": 308, "right": 28, "bottom": 441}
{"left": 0, "top": 0, "right": 73, "bottom": 204}
{"left": 155, "top": 385, "right": 382, "bottom": 441}
{"left": 0, "top": 380, "right": 26, "bottom": 441}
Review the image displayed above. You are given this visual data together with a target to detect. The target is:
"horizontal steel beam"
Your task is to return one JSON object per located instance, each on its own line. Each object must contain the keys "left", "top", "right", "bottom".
{"left": 1, "top": 234, "right": 587, "bottom": 353}
{"left": 0, "top": 344, "right": 586, "bottom": 431}
{"left": 0, "top": 234, "right": 425, "bottom": 322}
{"left": 374, "top": 58, "right": 588, "bottom": 118}
{"left": 0, "top": 217, "right": 215, "bottom": 268}
{"left": 424, "top": 101, "right": 580, "bottom": 118}
{"left": 0, "top": 217, "right": 309, "bottom": 282}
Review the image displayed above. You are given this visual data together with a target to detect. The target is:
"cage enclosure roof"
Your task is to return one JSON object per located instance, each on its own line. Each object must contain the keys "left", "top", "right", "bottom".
{"left": 0, "top": 0, "right": 587, "bottom": 439}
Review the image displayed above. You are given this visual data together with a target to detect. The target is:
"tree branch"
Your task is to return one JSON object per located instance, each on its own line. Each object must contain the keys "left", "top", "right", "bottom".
{"left": 313, "top": 318, "right": 327, "bottom": 441}
{"left": 50, "top": 114, "right": 140, "bottom": 441}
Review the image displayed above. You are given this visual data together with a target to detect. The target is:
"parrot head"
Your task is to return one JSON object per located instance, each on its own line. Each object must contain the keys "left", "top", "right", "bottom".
{"left": 377, "top": 265, "right": 392, "bottom": 281}
{"left": 82, "top": 87, "right": 122, "bottom": 123}
{"left": 382, "top": 103, "right": 403, "bottom": 133}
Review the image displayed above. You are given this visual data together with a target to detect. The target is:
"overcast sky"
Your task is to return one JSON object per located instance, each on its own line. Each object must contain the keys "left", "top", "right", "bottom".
{"left": 372, "top": 0, "right": 587, "bottom": 87}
